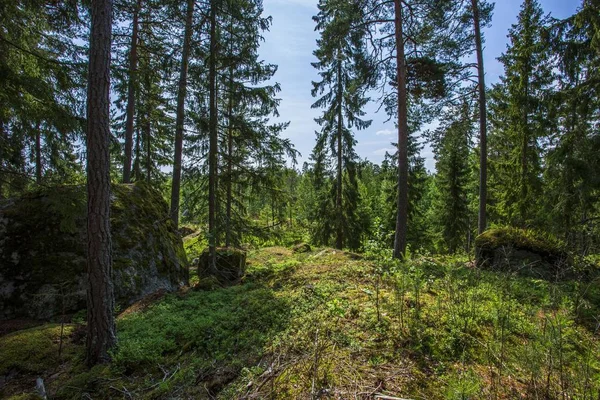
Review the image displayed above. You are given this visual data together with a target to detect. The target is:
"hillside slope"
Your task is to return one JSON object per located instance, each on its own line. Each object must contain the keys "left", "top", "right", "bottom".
{"left": 1, "top": 246, "right": 599, "bottom": 399}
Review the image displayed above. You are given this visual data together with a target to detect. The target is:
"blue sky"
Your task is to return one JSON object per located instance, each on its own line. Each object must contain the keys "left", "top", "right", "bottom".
{"left": 258, "top": 0, "right": 581, "bottom": 171}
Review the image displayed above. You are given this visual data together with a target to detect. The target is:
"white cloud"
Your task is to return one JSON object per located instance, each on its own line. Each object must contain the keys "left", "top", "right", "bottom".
{"left": 373, "top": 147, "right": 395, "bottom": 156}
{"left": 376, "top": 129, "right": 393, "bottom": 136}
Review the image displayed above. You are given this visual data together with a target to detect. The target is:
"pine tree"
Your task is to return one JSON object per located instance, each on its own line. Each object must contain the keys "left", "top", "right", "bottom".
{"left": 85, "top": 0, "right": 117, "bottom": 366}
{"left": 359, "top": 0, "right": 467, "bottom": 258}
{"left": 470, "top": 0, "right": 494, "bottom": 235}
{"left": 380, "top": 136, "right": 433, "bottom": 253}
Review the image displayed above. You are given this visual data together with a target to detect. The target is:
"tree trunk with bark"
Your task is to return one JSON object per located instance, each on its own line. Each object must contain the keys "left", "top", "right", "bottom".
{"left": 85, "top": 0, "right": 116, "bottom": 366}
{"left": 169, "top": 0, "right": 194, "bottom": 227}
{"left": 35, "top": 123, "right": 42, "bottom": 184}
{"left": 144, "top": 111, "right": 151, "bottom": 182}
{"left": 208, "top": 0, "right": 218, "bottom": 270}
{"left": 225, "top": 67, "right": 234, "bottom": 248}
{"left": 133, "top": 125, "right": 141, "bottom": 180}
{"left": 0, "top": 119, "right": 4, "bottom": 199}
{"left": 335, "top": 59, "right": 343, "bottom": 250}
{"left": 472, "top": 0, "right": 488, "bottom": 235}
{"left": 122, "top": 0, "right": 141, "bottom": 183}
{"left": 393, "top": 0, "right": 409, "bottom": 260}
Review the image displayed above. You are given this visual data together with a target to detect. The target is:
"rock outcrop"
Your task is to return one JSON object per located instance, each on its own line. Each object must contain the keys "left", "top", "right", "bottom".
{"left": 475, "top": 227, "right": 571, "bottom": 280}
{"left": 0, "top": 182, "right": 189, "bottom": 320}
{"left": 292, "top": 242, "right": 311, "bottom": 254}
{"left": 197, "top": 247, "right": 246, "bottom": 286}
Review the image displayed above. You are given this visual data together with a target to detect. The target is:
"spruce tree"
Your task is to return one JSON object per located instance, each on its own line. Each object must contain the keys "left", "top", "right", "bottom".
{"left": 489, "top": 0, "right": 553, "bottom": 227}
{"left": 0, "top": 1, "right": 85, "bottom": 194}
{"left": 169, "top": 0, "right": 195, "bottom": 227}
{"left": 430, "top": 100, "right": 474, "bottom": 253}
{"left": 544, "top": 0, "right": 600, "bottom": 247}
{"left": 310, "top": 0, "right": 371, "bottom": 250}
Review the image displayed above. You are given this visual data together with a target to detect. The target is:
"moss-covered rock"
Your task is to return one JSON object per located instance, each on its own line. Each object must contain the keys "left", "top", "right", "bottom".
{"left": 0, "top": 182, "right": 188, "bottom": 320}
{"left": 475, "top": 227, "right": 571, "bottom": 279}
{"left": 292, "top": 242, "right": 311, "bottom": 253}
{"left": 197, "top": 247, "right": 246, "bottom": 285}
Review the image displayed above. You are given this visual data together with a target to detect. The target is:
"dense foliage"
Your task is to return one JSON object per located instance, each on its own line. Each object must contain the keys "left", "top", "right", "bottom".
{"left": 1, "top": 0, "right": 599, "bottom": 255}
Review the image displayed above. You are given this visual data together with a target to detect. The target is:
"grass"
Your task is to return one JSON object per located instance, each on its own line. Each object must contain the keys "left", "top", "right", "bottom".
{"left": 1, "top": 246, "right": 599, "bottom": 399}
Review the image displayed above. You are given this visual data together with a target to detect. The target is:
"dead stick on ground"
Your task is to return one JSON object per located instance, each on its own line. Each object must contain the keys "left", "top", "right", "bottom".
{"left": 311, "top": 328, "right": 319, "bottom": 398}
{"left": 374, "top": 394, "right": 414, "bottom": 400}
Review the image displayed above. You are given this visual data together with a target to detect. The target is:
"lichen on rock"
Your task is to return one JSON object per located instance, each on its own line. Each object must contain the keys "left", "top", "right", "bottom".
{"left": 0, "top": 182, "right": 189, "bottom": 320}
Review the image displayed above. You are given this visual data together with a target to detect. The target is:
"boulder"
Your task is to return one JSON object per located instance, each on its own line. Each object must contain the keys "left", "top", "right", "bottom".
{"left": 197, "top": 247, "right": 246, "bottom": 285}
{"left": 0, "top": 182, "right": 189, "bottom": 320}
{"left": 178, "top": 225, "right": 197, "bottom": 238}
{"left": 292, "top": 242, "right": 311, "bottom": 253}
{"left": 475, "top": 227, "right": 571, "bottom": 280}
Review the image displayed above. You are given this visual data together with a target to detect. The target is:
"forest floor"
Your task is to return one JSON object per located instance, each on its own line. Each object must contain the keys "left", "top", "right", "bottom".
{"left": 1, "top": 246, "right": 599, "bottom": 399}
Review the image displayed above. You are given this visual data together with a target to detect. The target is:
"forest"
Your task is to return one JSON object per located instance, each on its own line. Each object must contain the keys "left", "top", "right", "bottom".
{"left": 0, "top": 0, "right": 599, "bottom": 398}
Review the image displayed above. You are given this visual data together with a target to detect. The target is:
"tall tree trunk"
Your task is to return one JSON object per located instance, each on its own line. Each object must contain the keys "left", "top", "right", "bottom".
{"left": 521, "top": 125, "right": 528, "bottom": 225}
{"left": 208, "top": 0, "right": 218, "bottom": 270}
{"left": 0, "top": 119, "right": 4, "bottom": 199}
{"left": 122, "top": 0, "right": 141, "bottom": 183}
{"left": 35, "top": 122, "right": 42, "bottom": 184}
{"left": 521, "top": 71, "right": 530, "bottom": 226}
{"left": 85, "top": 0, "right": 116, "bottom": 366}
{"left": 335, "top": 59, "right": 343, "bottom": 250}
{"left": 393, "top": 0, "right": 409, "bottom": 260}
{"left": 225, "top": 67, "right": 234, "bottom": 248}
{"left": 472, "top": 0, "right": 488, "bottom": 235}
{"left": 133, "top": 125, "right": 141, "bottom": 180}
{"left": 169, "top": 0, "right": 194, "bottom": 227}
{"left": 271, "top": 193, "right": 275, "bottom": 227}
{"left": 144, "top": 111, "right": 151, "bottom": 183}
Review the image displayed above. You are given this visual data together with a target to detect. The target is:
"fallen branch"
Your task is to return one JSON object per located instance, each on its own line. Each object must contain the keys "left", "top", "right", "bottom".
{"left": 374, "top": 394, "right": 414, "bottom": 400}
{"left": 36, "top": 378, "right": 48, "bottom": 400}
{"left": 109, "top": 385, "right": 133, "bottom": 399}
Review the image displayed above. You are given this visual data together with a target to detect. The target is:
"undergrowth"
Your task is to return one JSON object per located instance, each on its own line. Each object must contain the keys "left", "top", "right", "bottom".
{"left": 1, "top": 246, "right": 599, "bottom": 399}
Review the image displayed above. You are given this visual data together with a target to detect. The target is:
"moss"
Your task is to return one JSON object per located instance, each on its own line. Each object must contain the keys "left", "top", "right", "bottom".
{"left": 0, "top": 324, "right": 79, "bottom": 375}
{"left": 183, "top": 233, "right": 207, "bottom": 261}
{"left": 0, "top": 182, "right": 188, "bottom": 320}
{"left": 194, "top": 275, "right": 222, "bottom": 291}
{"left": 198, "top": 247, "right": 247, "bottom": 285}
{"left": 475, "top": 226, "right": 567, "bottom": 257}
{"left": 292, "top": 242, "right": 311, "bottom": 253}
{"left": 6, "top": 394, "right": 44, "bottom": 400}
{"left": 1, "top": 248, "right": 599, "bottom": 399}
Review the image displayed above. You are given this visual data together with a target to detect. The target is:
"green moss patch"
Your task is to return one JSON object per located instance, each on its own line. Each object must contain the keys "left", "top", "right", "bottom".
{"left": 475, "top": 226, "right": 567, "bottom": 257}
{"left": 0, "top": 324, "right": 79, "bottom": 375}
